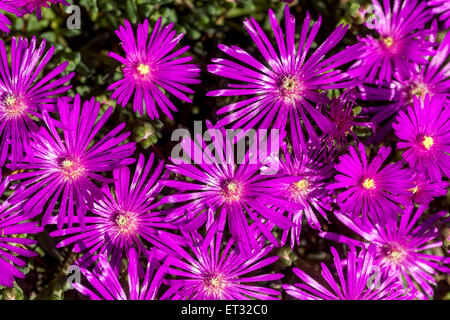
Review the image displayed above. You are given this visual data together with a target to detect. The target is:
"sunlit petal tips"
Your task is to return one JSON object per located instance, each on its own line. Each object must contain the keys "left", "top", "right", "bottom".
{"left": 108, "top": 18, "right": 201, "bottom": 120}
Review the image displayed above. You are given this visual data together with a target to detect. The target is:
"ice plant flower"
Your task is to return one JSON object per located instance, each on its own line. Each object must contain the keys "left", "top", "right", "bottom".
{"left": 73, "top": 248, "right": 168, "bottom": 300}
{"left": 403, "top": 172, "right": 449, "bottom": 206}
{"left": 283, "top": 245, "right": 414, "bottom": 300}
{"left": 359, "top": 31, "right": 450, "bottom": 140}
{"left": 161, "top": 124, "right": 294, "bottom": 255}
{"left": 393, "top": 94, "right": 450, "bottom": 181}
{"left": 161, "top": 230, "right": 283, "bottom": 300}
{"left": 50, "top": 153, "right": 184, "bottom": 270}
{"left": 108, "top": 18, "right": 201, "bottom": 120}
{"left": 327, "top": 143, "right": 413, "bottom": 224}
{"left": 207, "top": 5, "right": 361, "bottom": 147}
{"left": 320, "top": 206, "right": 450, "bottom": 298}
{"left": 0, "top": 176, "right": 43, "bottom": 287}
{"left": 7, "top": 95, "right": 136, "bottom": 228}
{"left": 350, "top": 0, "right": 434, "bottom": 83}
{"left": 322, "top": 89, "right": 373, "bottom": 150}
{"left": 276, "top": 143, "right": 334, "bottom": 249}
{"left": 11, "top": 0, "right": 70, "bottom": 19}
{"left": 429, "top": 0, "right": 450, "bottom": 29}
{"left": 0, "top": 36, "right": 74, "bottom": 168}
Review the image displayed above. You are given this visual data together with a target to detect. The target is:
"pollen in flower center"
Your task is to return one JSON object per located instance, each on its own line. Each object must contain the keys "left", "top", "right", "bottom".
{"left": 362, "top": 178, "right": 376, "bottom": 190}
{"left": 384, "top": 244, "right": 407, "bottom": 265}
{"left": 279, "top": 75, "right": 303, "bottom": 100}
{"left": 203, "top": 273, "right": 226, "bottom": 295}
{"left": 2, "top": 94, "right": 27, "bottom": 118}
{"left": 411, "top": 83, "right": 430, "bottom": 98}
{"left": 137, "top": 63, "right": 151, "bottom": 76}
{"left": 409, "top": 186, "right": 419, "bottom": 194}
{"left": 115, "top": 212, "right": 137, "bottom": 234}
{"left": 382, "top": 36, "right": 394, "bottom": 48}
{"left": 222, "top": 181, "right": 243, "bottom": 202}
{"left": 422, "top": 136, "right": 434, "bottom": 150}
{"left": 59, "top": 158, "right": 85, "bottom": 181}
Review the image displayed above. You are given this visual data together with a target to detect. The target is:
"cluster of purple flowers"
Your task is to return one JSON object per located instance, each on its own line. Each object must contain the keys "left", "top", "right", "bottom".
{"left": 0, "top": 1, "right": 448, "bottom": 300}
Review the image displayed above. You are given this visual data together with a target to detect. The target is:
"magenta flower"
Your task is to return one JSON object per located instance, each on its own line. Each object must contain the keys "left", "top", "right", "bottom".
{"left": 283, "top": 245, "right": 414, "bottom": 300}
{"left": 0, "top": 176, "right": 43, "bottom": 287}
{"left": 393, "top": 94, "right": 450, "bottom": 181}
{"left": 207, "top": 5, "right": 361, "bottom": 147}
{"left": 7, "top": 95, "right": 136, "bottom": 228}
{"left": 50, "top": 153, "right": 184, "bottom": 270}
{"left": 359, "top": 31, "right": 450, "bottom": 140}
{"left": 350, "top": 0, "right": 434, "bottom": 83}
{"left": 322, "top": 89, "right": 373, "bottom": 150}
{"left": 161, "top": 230, "right": 283, "bottom": 300}
{"left": 108, "top": 18, "right": 201, "bottom": 120}
{"left": 161, "top": 124, "right": 294, "bottom": 256}
{"left": 321, "top": 207, "right": 450, "bottom": 298}
{"left": 429, "top": 0, "right": 450, "bottom": 29}
{"left": 403, "top": 172, "right": 449, "bottom": 206}
{"left": 73, "top": 248, "right": 168, "bottom": 300}
{"left": 276, "top": 143, "right": 334, "bottom": 249}
{"left": 12, "top": 0, "right": 69, "bottom": 19}
{"left": 327, "top": 143, "right": 413, "bottom": 224}
{"left": 0, "top": 36, "right": 74, "bottom": 168}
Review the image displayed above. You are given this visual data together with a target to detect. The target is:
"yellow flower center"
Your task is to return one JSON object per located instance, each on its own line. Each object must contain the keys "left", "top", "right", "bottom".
{"left": 362, "top": 178, "right": 375, "bottom": 190}
{"left": 280, "top": 75, "right": 302, "bottom": 99}
{"left": 2, "top": 94, "right": 27, "bottom": 119}
{"left": 60, "top": 158, "right": 85, "bottom": 181}
{"left": 223, "top": 181, "right": 243, "bottom": 202}
{"left": 385, "top": 246, "right": 407, "bottom": 265}
{"left": 137, "top": 63, "right": 151, "bottom": 76}
{"left": 422, "top": 136, "right": 434, "bottom": 150}
{"left": 409, "top": 186, "right": 419, "bottom": 194}
{"left": 411, "top": 83, "right": 430, "bottom": 98}
{"left": 203, "top": 273, "right": 226, "bottom": 296}
{"left": 115, "top": 212, "right": 137, "bottom": 234}
{"left": 383, "top": 36, "right": 394, "bottom": 48}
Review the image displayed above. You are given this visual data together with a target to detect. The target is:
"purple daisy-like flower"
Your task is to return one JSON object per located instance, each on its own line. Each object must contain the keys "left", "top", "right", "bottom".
{"left": 327, "top": 143, "right": 413, "bottom": 224}
{"left": 0, "top": 36, "right": 74, "bottom": 168}
{"left": 393, "top": 94, "right": 450, "bottom": 181}
{"left": 12, "top": 0, "right": 69, "bottom": 19}
{"left": 0, "top": 175, "right": 43, "bottom": 287}
{"left": 403, "top": 172, "right": 449, "bottom": 206}
{"left": 161, "top": 124, "right": 294, "bottom": 255}
{"left": 161, "top": 229, "right": 283, "bottom": 300}
{"left": 429, "top": 0, "right": 450, "bottom": 29}
{"left": 108, "top": 18, "right": 201, "bottom": 120}
{"left": 276, "top": 143, "right": 333, "bottom": 249}
{"left": 50, "top": 153, "right": 184, "bottom": 269}
{"left": 322, "top": 89, "right": 373, "bottom": 151}
{"left": 73, "top": 248, "right": 168, "bottom": 300}
{"left": 207, "top": 5, "right": 361, "bottom": 146}
{"left": 321, "top": 206, "right": 450, "bottom": 298}
{"left": 350, "top": 0, "right": 434, "bottom": 83}
{"left": 7, "top": 95, "right": 136, "bottom": 228}
{"left": 359, "top": 30, "right": 450, "bottom": 140}
{"left": 283, "top": 244, "right": 414, "bottom": 300}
